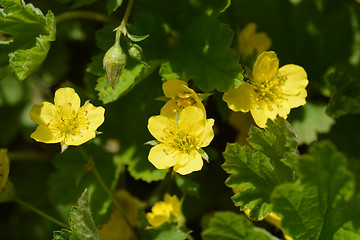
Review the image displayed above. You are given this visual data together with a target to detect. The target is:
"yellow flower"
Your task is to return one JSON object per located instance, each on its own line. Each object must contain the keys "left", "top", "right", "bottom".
{"left": 223, "top": 51, "right": 308, "bottom": 128}
{"left": 29, "top": 87, "right": 105, "bottom": 152}
{"left": 98, "top": 190, "right": 141, "bottom": 240}
{"left": 160, "top": 79, "right": 205, "bottom": 120}
{"left": 238, "top": 23, "right": 272, "bottom": 59}
{"left": 0, "top": 149, "right": 10, "bottom": 190}
{"left": 146, "top": 193, "right": 184, "bottom": 227}
{"left": 147, "top": 106, "right": 214, "bottom": 175}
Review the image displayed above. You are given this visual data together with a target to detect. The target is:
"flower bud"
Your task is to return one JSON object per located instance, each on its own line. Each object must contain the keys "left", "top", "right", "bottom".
{"left": 128, "top": 43, "right": 148, "bottom": 66}
{"left": 103, "top": 42, "right": 127, "bottom": 89}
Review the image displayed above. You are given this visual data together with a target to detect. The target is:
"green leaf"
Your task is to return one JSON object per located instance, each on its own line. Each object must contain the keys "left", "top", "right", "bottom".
{"left": 222, "top": 117, "right": 299, "bottom": 220}
{"left": 271, "top": 141, "right": 360, "bottom": 240}
{"left": 127, "top": 32, "right": 150, "bottom": 42}
{"left": 159, "top": 62, "right": 181, "bottom": 82}
{"left": 53, "top": 229, "right": 78, "bottom": 240}
{"left": 0, "top": 0, "right": 56, "bottom": 80}
{"left": 70, "top": 189, "right": 99, "bottom": 240}
{"left": 175, "top": 176, "right": 200, "bottom": 198}
{"left": 202, "top": 212, "right": 278, "bottom": 240}
{"left": 95, "top": 59, "right": 160, "bottom": 104}
{"left": 48, "top": 144, "right": 121, "bottom": 225}
{"left": 326, "top": 71, "right": 360, "bottom": 117}
{"left": 290, "top": 102, "right": 335, "bottom": 145}
{"left": 165, "top": 16, "right": 242, "bottom": 92}
{"left": 90, "top": 25, "right": 161, "bottom": 103}
{"left": 106, "top": 0, "right": 123, "bottom": 15}
{"left": 140, "top": 222, "right": 189, "bottom": 240}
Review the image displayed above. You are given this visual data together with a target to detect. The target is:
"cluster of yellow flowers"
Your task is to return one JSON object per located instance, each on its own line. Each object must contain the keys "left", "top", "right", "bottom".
{"left": 147, "top": 79, "right": 215, "bottom": 175}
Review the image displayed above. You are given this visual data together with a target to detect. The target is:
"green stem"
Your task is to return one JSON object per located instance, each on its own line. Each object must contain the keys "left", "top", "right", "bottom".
{"left": 115, "top": 0, "right": 135, "bottom": 38}
{"left": 78, "top": 148, "right": 134, "bottom": 231}
{"left": 56, "top": 10, "right": 113, "bottom": 24}
{"left": 15, "top": 197, "right": 69, "bottom": 229}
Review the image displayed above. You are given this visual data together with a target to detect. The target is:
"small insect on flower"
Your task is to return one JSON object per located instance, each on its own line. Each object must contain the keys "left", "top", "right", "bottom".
{"left": 146, "top": 193, "right": 184, "bottom": 227}
{"left": 29, "top": 87, "right": 105, "bottom": 152}
{"left": 160, "top": 79, "right": 206, "bottom": 120}
{"left": 223, "top": 51, "right": 309, "bottom": 128}
{"left": 147, "top": 106, "right": 214, "bottom": 175}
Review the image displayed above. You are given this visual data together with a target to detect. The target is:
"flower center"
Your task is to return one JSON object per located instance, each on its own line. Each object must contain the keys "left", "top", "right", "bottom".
{"left": 162, "top": 124, "right": 198, "bottom": 154}
{"left": 47, "top": 104, "right": 90, "bottom": 140}
{"left": 251, "top": 74, "right": 286, "bottom": 110}
{"left": 175, "top": 96, "right": 196, "bottom": 110}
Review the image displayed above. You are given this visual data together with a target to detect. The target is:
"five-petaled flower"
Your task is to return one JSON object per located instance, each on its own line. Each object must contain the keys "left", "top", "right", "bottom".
{"left": 147, "top": 106, "right": 214, "bottom": 175}
{"left": 223, "top": 51, "right": 308, "bottom": 128}
{"left": 160, "top": 79, "right": 205, "bottom": 120}
{"left": 146, "top": 193, "right": 184, "bottom": 227}
{"left": 29, "top": 87, "right": 105, "bottom": 152}
{"left": 238, "top": 22, "right": 272, "bottom": 59}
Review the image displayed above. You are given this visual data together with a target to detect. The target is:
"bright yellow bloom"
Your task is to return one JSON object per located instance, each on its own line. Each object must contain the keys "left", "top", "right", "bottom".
{"left": 146, "top": 193, "right": 184, "bottom": 227}
{"left": 160, "top": 79, "right": 205, "bottom": 120}
{"left": 147, "top": 106, "right": 214, "bottom": 175}
{"left": 98, "top": 190, "right": 141, "bottom": 240}
{"left": 29, "top": 87, "right": 105, "bottom": 152}
{"left": 223, "top": 51, "right": 308, "bottom": 128}
{"left": 238, "top": 23, "right": 272, "bottom": 59}
{"left": 0, "top": 149, "right": 9, "bottom": 190}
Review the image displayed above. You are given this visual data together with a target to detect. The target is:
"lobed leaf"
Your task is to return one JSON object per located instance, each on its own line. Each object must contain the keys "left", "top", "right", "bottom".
{"left": 0, "top": 0, "right": 56, "bottom": 80}
{"left": 326, "top": 71, "right": 360, "bottom": 117}
{"left": 70, "top": 189, "right": 99, "bottom": 240}
{"left": 202, "top": 212, "right": 278, "bottom": 240}
{"left": 271, "top": 141, "right": 360, "bottom": 240}
{"left": 222, "top": 117, "right": 299, "bottom": 220}
{"left": 290, "top": 102, "right": 335, "bottom": 145}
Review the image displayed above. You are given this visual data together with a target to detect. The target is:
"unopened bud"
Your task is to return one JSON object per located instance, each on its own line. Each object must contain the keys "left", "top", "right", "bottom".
{"left": 128, "top": 43, "right": 148, "bottom": 66}
{"left": 103, "top": 42, "right": 127, "bottom": 89}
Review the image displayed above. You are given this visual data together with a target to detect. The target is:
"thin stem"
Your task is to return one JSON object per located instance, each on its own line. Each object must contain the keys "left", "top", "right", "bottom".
{"left": 15, "top": 197, "right": 69, "bottom": 229}
{"left": 115, "top": 0, "right": 135, "bottom": 37}
{"left": 78, "top": 147, "right": 134, "bottom": 231}
{"left": 56, "top": 10, "right": 113, "bottom": 24}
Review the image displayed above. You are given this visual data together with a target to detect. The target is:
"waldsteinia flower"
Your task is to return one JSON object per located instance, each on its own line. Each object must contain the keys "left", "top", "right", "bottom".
{"left": 160, "top": 79, "right": 205, "bottom": 120}
{"left": 238, "top": 23, "right": 272, "bottom": 59}
{"left": 147, "top": 106, "right": 214, "bottom": 175}
{"left": 223, "top": 51, "right": 308, "bottom": 128}
{"left": 146, "top": 193, "right": 184, "bottom": 227}
{"left": 29, "top": 87, "right": 105, "bottom": 152}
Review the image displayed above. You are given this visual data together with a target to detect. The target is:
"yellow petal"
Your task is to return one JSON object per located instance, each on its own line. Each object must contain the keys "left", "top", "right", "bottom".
{"left": 178, "top": 106, "right": 205, "bottom": 137}
{"left": 29, "top": 102, "right": 58, "bottom": 125}
{"left": 279, "top": 64, "right": 308, "bottom": 95}
{"left": 148, "top": 144, "right": 177, "bottom": 169}
{"left": 64, "top": 131, "right": 95, "bottom": 146}
{"left": 238, "top": 23, "right": 257, "bottom": 57}
{"left": 286, "top": 89, "right": 307, "bottom": 108}
{"left": 198, "top": 119, "right": 215, "bottom": 148}
{"left": 54, "top": 87, "right": 81, "bottom": 115}
{"left": 79, "top": 103, "right": 105, "bottom": 130}
{"left": 148, "top": 115, "right": 175, "bottom": 142}
{"left": 253, "top": 32, "right": 272, "bottom": 54}
{"left": 250, "top": 105, "right": 274, "bottom": 128}
{"left": 173, "top": 151, "right": 203, "bottom": 175}
{"left": 160, "top": 100, "right": 180, "bottom": 120}
{"left": 253, "top": 51, "right": 279, "bottom": 81}
{"left": 31, "top": 125, "right": 62, "bottom": 143}
{"left": 223, "top": 82, "right": 253, "bottom": 112}
{"left": 0, "top": 149, "right": 10, "bottom": 190}
{"left": 163, "top": 79, "right": 192, "bottom": 98}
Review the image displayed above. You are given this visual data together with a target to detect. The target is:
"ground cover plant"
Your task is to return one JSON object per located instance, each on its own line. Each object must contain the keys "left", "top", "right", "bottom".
{"left": 1, "top": 0, "right": 360, "bottom": 239}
